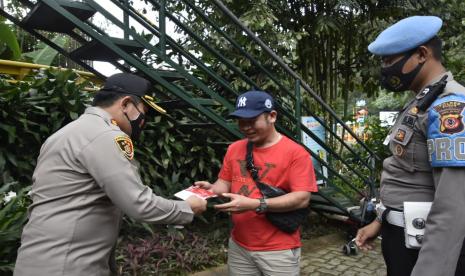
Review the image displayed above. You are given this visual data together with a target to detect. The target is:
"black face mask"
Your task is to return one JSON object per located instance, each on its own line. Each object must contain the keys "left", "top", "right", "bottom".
{"left": 124, "top": 102, "right": 145, "bottom": 141}
{"left": 380, "top": 51, "right": 424, "bottom": 92}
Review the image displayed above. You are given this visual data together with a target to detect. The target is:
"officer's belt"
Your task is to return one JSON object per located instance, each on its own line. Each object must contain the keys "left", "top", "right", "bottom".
{"left": 386, "top": 210, "right": 405, "bottom": 227}
{"left": 377, "top": 203, "right": 404, "bottom": 227}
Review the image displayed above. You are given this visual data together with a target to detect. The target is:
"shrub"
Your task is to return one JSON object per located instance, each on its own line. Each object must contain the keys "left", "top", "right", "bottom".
{"left": 330, "top": 116, "right": 390, "bottom": 199}
{"left": 0, "top": 183, "right": 30, "bottom": 273}
{"left": 117, "top": 215, "right": 229, "bottom": 275}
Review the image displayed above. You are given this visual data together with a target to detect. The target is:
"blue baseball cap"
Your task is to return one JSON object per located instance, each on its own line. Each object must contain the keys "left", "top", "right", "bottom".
{"left": 229, "top": 91, "right": 275, "bottom": 119}
{"left": 368, "top": 16, "right": 443, "bottom": 56}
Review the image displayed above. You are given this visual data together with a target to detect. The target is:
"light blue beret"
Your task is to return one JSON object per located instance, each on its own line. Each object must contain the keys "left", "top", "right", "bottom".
{"left": 368, "top": 16, "right": 443, "bottom": 56}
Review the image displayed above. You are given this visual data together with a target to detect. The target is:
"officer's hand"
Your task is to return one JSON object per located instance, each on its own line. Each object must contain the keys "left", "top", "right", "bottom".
{"left": 185, "top": 195, "right": 207, "bottom": 215}
{"left": 214, "top": 193, "right": 259, "bottom": 213}
{"left": 355, "top": 220, "right": 381, "bottom": 251}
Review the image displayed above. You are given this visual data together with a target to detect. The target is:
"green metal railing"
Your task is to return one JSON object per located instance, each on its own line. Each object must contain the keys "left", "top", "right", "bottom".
{"left": 1, "top": 0, "right": 379, "bottom": 220}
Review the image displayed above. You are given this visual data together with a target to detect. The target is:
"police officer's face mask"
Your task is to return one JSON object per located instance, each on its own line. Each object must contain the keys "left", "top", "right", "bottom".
{"left": 380, "top": 51, "right": 424, "bottom": 92}
{"left": 124, "top": 101, "right": 146, "bottom": 141}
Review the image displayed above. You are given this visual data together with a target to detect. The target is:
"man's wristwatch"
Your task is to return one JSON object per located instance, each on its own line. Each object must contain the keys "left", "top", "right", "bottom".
{"left": 255, "top": 197, "right": 268, "bottom": 213}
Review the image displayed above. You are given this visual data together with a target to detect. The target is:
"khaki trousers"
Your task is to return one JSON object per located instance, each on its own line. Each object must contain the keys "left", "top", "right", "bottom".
{"left": 227, "top": 238, "right": 301, "bottom": 276}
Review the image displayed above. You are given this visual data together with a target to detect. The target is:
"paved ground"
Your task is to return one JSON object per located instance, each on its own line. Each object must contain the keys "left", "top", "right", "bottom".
{"left": 191, "top": 232, "right": 386, "bottom": 276}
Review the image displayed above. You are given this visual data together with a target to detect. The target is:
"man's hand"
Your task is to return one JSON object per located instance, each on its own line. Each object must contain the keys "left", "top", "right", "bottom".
{"left": 214, "top": 193, "right": 260, "bottom": 213}
{"left": 194, "top": 180, "right": 230, "bottom": 195}
{"left": 185, "top": 195, "right": 207, "bottom": 215}
{"left": 355, "top": 220, "right": 382, "bottom": 251}
{"left": 194, "top": 181, "right": 214, "bottom": 192}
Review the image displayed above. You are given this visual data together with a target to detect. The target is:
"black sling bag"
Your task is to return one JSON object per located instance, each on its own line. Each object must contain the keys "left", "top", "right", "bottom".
{"left": 245, "top": 141, "right": 309, "bottom": 233}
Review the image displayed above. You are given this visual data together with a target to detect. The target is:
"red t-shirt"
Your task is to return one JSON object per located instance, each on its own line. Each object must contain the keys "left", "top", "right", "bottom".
{"left": 218, "top": 136, "right": 318, "bottom": 251}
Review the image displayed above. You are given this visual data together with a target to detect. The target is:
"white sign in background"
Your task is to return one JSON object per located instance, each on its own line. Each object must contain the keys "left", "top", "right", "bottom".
{"left": 301, "top": 117, "right": 328, "bottom": 185}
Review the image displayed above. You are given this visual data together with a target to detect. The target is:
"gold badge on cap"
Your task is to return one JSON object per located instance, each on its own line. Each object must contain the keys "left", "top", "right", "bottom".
{"left": 142, "top": 95, "right": 167, "bottom": 114}
{"left": 115, "top": 135, "right": 134, "bottom": 160}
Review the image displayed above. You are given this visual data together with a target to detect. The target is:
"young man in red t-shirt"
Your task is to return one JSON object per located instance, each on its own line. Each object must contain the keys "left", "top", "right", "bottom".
{"left": 196, "top": 90, "right": 318, "bottom": 275}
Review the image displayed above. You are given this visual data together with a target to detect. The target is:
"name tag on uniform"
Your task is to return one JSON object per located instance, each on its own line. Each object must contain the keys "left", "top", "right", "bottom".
{"left": 383, "top": 135, "right": 390, "bottom": 145}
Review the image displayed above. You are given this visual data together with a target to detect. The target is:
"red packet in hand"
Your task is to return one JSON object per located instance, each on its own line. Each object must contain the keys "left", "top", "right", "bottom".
{"left": 174, "top": 185, "right": 217, "bottom": 200}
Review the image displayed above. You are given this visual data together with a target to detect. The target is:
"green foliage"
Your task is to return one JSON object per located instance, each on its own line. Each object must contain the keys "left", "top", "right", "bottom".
{"left": 327, "top": 115, "right": 390, "bottom": 201}
{"left": 0, "top": 19, "right": 21, "bottom": 60}
{"left": 0, "top": 183, "right": 30, "bottom": 273}
{"left": 0, "top": 69, "right": 91, "bottom": 187}
{"left": 357, "top": 116, "right": 391, "bottom": 180}
{"left": 368, "top": 90, "right": 412, "bottom": 113}
{"left": 431, "top": 0, "right": 465, "bottom": 83}
{"left": 334, "top": 116, "right": 390, "bottom": 195}
{"left": 117, "top": 212, "right": 229, "bottom": 275}
{"left": 167, "top": 0, "right": 465, "bottom": 120}
{"left": 23, "top": 35, "right": 69, "bottom": 65}
{"left": 136, "top": 117, "right": 224, "bottom": 198}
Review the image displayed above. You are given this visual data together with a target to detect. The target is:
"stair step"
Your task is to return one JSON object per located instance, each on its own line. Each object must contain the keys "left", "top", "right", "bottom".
{"left": 193, "top": 98, "right": 222, "bottom": 106}
{"left": 316, "top": 186, "right": 356, "bottom": 206}
{"left": 310, "top": 203, "right": 348, "bottom": 216}
{"left": 310, "top": 193, "right": 331, "bottom": 205}
{"left": 150, "top": 69, "right": 184, "bottom": 82}
{"left": 335, "top": 198, "right": 354, "bottom": 207}
{"left": 22, "top": 0, "right": 95, "bottom": 33}
{"left": 158, "top": 98, "right": 220, "bottom": 109}
{"left": 348, "top": 207, "right": 363, "bottom": 222}
{"left": 69, "top": 37, "right": 144, "bottom": 62}
{"left": 318, "top": 186, "right": 338, "bottom": 194}
{"left": 312, "top": 192, "right": 354, "bottom": 207}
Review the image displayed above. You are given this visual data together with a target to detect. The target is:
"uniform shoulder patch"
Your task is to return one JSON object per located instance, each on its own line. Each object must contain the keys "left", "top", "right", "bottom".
{"left": 427, "top": 94, "right": 465, "bottom": 167}
{"left": 114, "top": 135, "right": 134, "bottom": 160}
{"left": 433, "top": 100, "right": 465, "bottom": 134}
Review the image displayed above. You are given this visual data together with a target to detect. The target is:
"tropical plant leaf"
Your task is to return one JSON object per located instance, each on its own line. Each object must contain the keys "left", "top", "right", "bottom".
{"left": 23, "top": 35, "right": 68, "bottom": 65}
{"left": 0, "top": 21, "right": 20, "bottom": 60}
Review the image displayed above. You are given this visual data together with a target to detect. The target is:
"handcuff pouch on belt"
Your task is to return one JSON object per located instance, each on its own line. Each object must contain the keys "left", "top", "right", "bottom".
{"left": 376, "top": 202, "right": 432, "bottom": 249}
{"left": 403, "top": 201, "right": 432, "bottom": 249}
{"left": 245, "top": 141, "right": 309, "bottom": 234}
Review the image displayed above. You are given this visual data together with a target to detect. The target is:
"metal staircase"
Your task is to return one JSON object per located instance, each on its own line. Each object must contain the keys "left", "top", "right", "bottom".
{"left": 1, "top": 0, "right": 379, "bottom": 224}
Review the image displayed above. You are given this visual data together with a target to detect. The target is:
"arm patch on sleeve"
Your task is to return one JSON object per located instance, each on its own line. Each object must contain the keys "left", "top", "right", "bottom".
{"left": 427, "top": 94, "right": 465, "bottom": 167}
{"left": 115, "top": 135, "right": 134, "bottom": 160}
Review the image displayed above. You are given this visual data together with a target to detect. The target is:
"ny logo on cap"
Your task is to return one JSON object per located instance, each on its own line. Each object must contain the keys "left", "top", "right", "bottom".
{"left": 265, "top": 99, "right": 272, "bottom": 108}
{"left": 237, "top": 97, "right": 247, "bottom": 107}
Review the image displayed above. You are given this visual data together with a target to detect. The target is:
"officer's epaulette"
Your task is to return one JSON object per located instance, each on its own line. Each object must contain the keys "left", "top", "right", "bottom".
{"left": 416, "top": 75, "right": 448, "bottom": 111}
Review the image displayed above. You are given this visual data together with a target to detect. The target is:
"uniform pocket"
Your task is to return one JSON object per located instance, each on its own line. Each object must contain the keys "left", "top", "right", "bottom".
{"left": 413, "top": 140, "right": 432, "bottom": 171}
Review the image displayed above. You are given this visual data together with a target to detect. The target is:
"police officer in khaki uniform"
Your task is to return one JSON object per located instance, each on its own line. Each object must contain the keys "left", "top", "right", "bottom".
{"left": 355, "top": 16, "right": 465, "bottom": 276}
{"left": 14, "top": 73, "right": 207, "bottom": 276}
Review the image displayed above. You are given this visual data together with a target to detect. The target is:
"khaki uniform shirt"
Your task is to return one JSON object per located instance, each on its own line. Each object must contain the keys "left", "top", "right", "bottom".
{"left": 381, "top": 72, "right": 465, "bottom": 276}
{"left": 14, "top": 107, "right": 193, "bottom": 276}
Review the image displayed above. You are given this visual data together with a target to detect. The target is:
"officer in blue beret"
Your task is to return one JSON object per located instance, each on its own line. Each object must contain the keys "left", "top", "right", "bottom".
{"left": 355, "top": 16, "right": 465, "bottom": 276}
